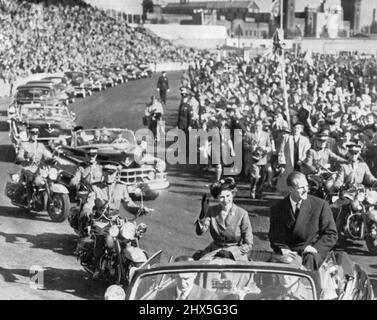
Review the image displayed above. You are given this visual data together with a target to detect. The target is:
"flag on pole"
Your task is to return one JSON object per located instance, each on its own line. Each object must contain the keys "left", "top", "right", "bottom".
{"left": 263, "top": 28, "right": 285, "bottom": 62}
{"left": 271, "top": 0, "right": 280, "bottom": 17}
{"left": 303, "top": 49, "right": 314, "bottom": 67}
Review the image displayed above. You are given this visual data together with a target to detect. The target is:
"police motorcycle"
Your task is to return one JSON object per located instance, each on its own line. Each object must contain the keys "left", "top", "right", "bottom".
{"left": 74, "top": 185, "right": 153, "bottom": 285}
{"left": 332, "top": 185, "right": 377, "bottom": 254}
{"left": 5, "top": 155, "right": 71, "bottom": 222}
{"left": 307, "top": 165, "right": 337, "bottom": 202}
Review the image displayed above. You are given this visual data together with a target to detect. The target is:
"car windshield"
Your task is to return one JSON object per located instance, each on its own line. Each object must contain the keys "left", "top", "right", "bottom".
{"left": 17, "top": 88, "right": 52, "bottom": 100}
{"left": 129, "top": 269, "right": 316, "bottom": 300}
{"left": 20, "top": 106, "right": 70, "bottom": 120}
{"left": 75, "top": 128, "right": 136, "bottom": 146}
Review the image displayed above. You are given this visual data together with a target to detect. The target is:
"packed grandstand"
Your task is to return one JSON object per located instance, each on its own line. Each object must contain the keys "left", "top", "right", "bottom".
{"left": 0, "top": 0, "right": 201, "bottom": 83}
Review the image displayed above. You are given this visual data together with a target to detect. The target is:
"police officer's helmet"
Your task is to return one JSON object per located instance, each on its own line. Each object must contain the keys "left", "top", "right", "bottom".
{"left": 102, "top": 161, "right": 121, "bottom": 174}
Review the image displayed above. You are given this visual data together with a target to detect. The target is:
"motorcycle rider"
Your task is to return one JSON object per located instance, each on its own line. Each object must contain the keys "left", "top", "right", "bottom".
{"left": 80, "top": 162, "right": 151, "bottom": 279}
{"left": 302, "top": 131, "right": 348, "bottom": 175}
{"left": 69, "top": 147, "right": 103, "bottom": 190}
{"left": 330, "top": 143, "right": 377, "bottom": 191}
{"left": 329, "top": 143, "right": 377, "bottom": 233}
{"left": 15, "top": 127, "right": 54, "bottom": 209}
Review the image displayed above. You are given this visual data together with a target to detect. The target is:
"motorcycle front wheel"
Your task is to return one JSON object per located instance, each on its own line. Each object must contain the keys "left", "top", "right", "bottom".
{"left": 47, "top": 193, "right": 70, "bottom": 222}
{"left": 366, "top": 222, "right": 377, "bottom": 255}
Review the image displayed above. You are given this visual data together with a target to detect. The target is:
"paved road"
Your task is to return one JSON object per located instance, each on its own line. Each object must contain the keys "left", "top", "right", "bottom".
{"left": 0, "top": 72, "right": 376, "bottom": 299}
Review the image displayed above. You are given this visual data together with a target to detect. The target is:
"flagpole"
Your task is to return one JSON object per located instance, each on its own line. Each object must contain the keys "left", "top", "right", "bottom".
{"left": 279, "top": 0, "right": 290, "bottom": 127}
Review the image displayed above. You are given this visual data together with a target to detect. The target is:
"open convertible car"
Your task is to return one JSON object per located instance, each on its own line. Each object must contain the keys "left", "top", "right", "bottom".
{"left": 104, "top": 250, "right": 375, "bottom": 300}
{"left": 9, "top": 104, "right": 76, "bottom": 152}
{"left": 55, "top": 128, "right": 169, "bottom": 198}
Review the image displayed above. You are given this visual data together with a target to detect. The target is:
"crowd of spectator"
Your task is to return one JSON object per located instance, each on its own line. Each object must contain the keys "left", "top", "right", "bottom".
{"left": 178, "top": 50, "right": 377, "bottom": 192}
{"left": 0, "top": 0, "right": 199, "bottom": 85}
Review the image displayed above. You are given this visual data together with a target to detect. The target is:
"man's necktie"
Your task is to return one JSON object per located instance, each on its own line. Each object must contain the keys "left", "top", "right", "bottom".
{"left": 294, "top": 202, "right": 301, "bottom": 219}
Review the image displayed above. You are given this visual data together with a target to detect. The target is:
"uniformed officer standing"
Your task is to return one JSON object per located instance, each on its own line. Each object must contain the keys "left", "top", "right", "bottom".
{"left": 69, "top": 147, "right": 103, "bottom": 190}
{"left": 156, "top": 71, "right": 169, "bottom": 105}
{"left": 145, "top": 95, "right": 164, "bottom": 142}
{"left": 15, "top": 127, "right": 54, "bottom": 208}
{"left": 80, "top": 162, "right": 152, "bottom": 278}
{"left": 243, "top": 120, "right": 272, "bottom": 199}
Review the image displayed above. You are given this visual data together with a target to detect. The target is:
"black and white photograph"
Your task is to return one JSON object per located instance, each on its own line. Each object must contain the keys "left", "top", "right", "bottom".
{"left": 1, "top": 0, "right": 377, "bottom": 302}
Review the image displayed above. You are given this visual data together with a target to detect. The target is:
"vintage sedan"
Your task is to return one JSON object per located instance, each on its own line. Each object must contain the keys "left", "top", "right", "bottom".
{"left": 64, "top": 71, "right": 93, "bottom": 98}
{"left": 9, "top": 104, "right": 76, "bottom": 152}
{"left": 86, "top": 68, "right": 108, "bottom": 91}
{"left": 57, "top": 128, "right": 169, "bottom": 198}
{"left": 12, "top": 84, "right": 62, "bottom": 107}
{"left": 26, "top": 80, "right": 70, "bottom": 106}
{"left": 42, "top": 76, "right": 76, "bottom": 103}
{"left": 104, "top": 250, "right": 375, "bottom": 300}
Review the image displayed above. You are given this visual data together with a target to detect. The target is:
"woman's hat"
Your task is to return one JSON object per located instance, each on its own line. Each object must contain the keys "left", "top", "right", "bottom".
{"left": 209, "top": 177, "right": 237, "bottom": 199}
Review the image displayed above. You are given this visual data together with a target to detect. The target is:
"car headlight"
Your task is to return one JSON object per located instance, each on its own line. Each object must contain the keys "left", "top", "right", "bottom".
{"left": 109, "top": 225, "right": 119, "bottom": 238}
{"left": 11, "top": 174, "right": 20, "bottom": 183}
{"left": 156, "top": 161, "right": 166, "bottom": 173}
{"left": 104, "top": 285, "right": 125, "bottom": 300}
{"left": 48, "top": 168, "right": 58, "bottom": 180}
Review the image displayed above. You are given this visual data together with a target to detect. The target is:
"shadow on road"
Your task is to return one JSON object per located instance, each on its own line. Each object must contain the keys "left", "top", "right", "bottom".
{"left": 336, "top": 239, "right": 368, "bottom": 256}
{"left": 0, "top": 231, "right": 77, "bottom": 257}
{"left": 0, "top": 144, "right": 15, "bottom": 162}
{"left": 0, "top": 121, "right": 9, "bottom": 132}
{"left": 0, "top": 266, "right": 107, "bottom": 300}
{"left": 42, "top": 267, "right": 108, "bottom": 300}
{"left": 0, "top": 206, "right": 52, "bottom": 223}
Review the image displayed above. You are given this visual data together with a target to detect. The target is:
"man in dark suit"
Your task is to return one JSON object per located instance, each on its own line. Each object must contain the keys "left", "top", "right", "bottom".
{"left": 154, "top": 271, "right": 217, "bottom": 300}
{"left": 157, "top": 71, "right": 169, "bottom": 104}
{"left": 269, "top": 171, "right": 338, "bottom": 270}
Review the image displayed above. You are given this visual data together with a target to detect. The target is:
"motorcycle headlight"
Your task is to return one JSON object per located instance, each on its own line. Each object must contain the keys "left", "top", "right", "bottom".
{"left": 109, "top": 225, "right": 119, "bottom": 238}
{"left": 104, "top": 285, "right": 125, "bottom": 300}
{"left": 368, "top": 208, "right": 377, "bottom": 222}
{"left": 48, "top": 168, "right": 59, "bottom": 180}
{"left": 40, "top": 169, "right": 48, "bottom": 178}
{"left": 367, "top": 190, "right": 377, "bottom": 205}
{"left": 156, "top": 161, "right": 166, "bottom": 173}
{"left": 351, "top": 200, "right": 362, "bottom": 212}
{"left": 134, "top": 187, "right": 142, "bottom": 197}
{"left": 357, "top": 192, "right": 365, "bottom": 203}
{"left": 11, "top": 174, "right": 20, "bottom": 183}
{"left": 120, "top": 222, "right": 136, "bottom": 240}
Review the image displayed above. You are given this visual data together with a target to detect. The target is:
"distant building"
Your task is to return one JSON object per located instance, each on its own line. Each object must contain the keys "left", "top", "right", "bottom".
{"left": 84, "top": 0, "right": 143, "bottom": 23}
{"left": 151, "top": 0, "right": 356, "bottom": 38}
